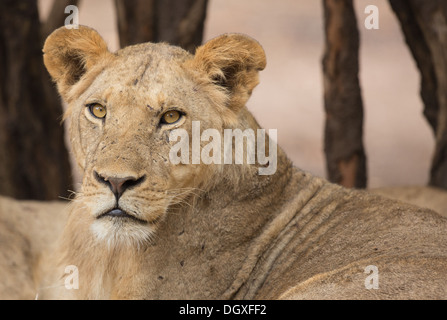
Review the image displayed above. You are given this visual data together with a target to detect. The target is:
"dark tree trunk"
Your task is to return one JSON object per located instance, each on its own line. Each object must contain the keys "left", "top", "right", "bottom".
{"left": 115, "top": 0, "right": 209, "bottom": 53}
{"left": 389, "top": 0, "right": 447, "bottom": 189}
{"left": 322, "top": 0, "right": 367, "bottom": 188}
{"left": 41, "top": 0, "right": 80, "bottom": 40}
{"left": 0, "top": 0, "right": 72, "bottom": 200}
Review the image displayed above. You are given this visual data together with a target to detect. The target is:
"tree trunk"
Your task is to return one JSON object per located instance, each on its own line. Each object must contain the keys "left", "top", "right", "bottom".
{"left": 0, "top": 0, "right": 72, "bottom": 200}
{"left": 389, "top": 0, "right": 447, "bottom": 189}
{"left": 322, "top": 0, "right": 367, "bottom": 188}
{"left": 41, "top": 0, "right": 80, "bottom": 40}
{"left": 114, "top": 0, "right": 209, "bottom": 53}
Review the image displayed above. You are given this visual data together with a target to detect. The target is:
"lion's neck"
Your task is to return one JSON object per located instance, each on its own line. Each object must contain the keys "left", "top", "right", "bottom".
{"left": 133, "top": 148, "right": 298, "bottom": 299}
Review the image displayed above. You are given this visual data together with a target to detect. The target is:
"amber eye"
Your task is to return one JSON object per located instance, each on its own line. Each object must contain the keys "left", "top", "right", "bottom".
{"left": 161, "top": 110, "right": 182, "bottom": 125}
{"left": 88, "top": 103, "right": 107, "bottom": 119}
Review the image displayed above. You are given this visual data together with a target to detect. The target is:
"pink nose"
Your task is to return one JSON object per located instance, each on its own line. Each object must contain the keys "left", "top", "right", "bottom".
{"left": 94, "top": 172, "right": 146, "bottom": 201}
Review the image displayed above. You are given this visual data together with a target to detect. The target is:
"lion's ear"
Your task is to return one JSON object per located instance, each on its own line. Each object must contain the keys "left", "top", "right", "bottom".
{"left": 43, "top": 26, "right": 112, "bottom": 100}
{"left": 191, "top": 33, "right": 266, "bottom": 113}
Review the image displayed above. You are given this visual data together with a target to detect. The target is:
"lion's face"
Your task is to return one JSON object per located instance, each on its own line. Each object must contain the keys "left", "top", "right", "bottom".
{"left": 43, "top": 27, "right": 266, "bottom": 246}
{"left": 70, "top": 46, "right": 227, "bottom": 245}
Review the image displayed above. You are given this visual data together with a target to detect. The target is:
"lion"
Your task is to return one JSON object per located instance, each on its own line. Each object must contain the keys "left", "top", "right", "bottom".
{"left": 372, "top": 186, "right": 447, "bottom": 217}
{"left": 10, "top": 25, "right": 446, "bottom": 299}
{"left": 0, "top": 196, "right": 67, "bottom": 299}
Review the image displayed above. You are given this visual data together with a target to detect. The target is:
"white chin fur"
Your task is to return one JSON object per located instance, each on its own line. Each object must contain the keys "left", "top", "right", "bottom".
{"left": 90, "top": 219, "right": 155, "bottom": 249}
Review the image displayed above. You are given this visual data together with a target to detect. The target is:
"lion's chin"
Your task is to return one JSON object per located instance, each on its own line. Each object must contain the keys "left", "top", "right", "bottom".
{"left": 90, "top": 218, "right": 155, "bottom": 249}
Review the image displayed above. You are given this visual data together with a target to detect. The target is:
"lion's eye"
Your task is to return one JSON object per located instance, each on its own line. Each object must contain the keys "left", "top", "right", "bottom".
{"left": 88, "top": 103, "right": 107, "bottom": 119}
{"left": 161, "top": 110, "right": 182, "bottom": 125}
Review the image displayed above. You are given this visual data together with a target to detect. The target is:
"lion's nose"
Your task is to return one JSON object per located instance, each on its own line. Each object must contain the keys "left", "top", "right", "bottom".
{"left": 94, "top": 171, "right": 146, "bottom": 201}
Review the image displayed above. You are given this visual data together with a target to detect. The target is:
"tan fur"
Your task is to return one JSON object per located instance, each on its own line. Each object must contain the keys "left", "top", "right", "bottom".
{"left": 372, "top": 186, "right": 447, "bottom": 217}
{"left": 0, "top": 196, "right": 68, "bottom": 299}
{"left": 6, "top": 25, "right": 447, "bottom": 299}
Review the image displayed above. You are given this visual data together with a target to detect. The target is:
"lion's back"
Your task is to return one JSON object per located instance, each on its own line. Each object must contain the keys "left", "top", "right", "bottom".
{"left": 254, "top": 174, "right": 447, "bottom": 299}
{"left": 0, "top": 196, "right": 68, "bottom": 299}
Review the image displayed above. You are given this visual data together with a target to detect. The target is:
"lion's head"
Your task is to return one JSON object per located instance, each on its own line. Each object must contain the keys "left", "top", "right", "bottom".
{"left": 43, "top": 26, "right": 267, "bottom": 247}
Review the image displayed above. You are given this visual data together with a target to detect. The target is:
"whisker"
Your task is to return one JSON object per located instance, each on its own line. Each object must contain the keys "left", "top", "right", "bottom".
{"left": 58, "top": 189, "right": 80, "bottom": 201}
{"left": 35, "top": 282, "right": 68, "bottom": 299}
{"left": 168, "top": 187, "right": 204, "bottom": 198}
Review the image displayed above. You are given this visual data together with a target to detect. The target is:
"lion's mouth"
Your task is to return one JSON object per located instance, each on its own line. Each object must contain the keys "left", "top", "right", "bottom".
{"left": 97, "top": 208, "right": 147, "bottom": 224}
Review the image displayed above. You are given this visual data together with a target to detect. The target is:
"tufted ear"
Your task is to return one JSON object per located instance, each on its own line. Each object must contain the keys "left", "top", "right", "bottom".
{"left": 43, "top": 26, "right": 113, "bottom": 101}
{"left": 190, "top": 33, "right": 266, "bottom": 113}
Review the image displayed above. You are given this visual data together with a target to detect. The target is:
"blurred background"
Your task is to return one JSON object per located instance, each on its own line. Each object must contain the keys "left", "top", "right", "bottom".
{"left": 1, "top": 0, "right": 444, "bottom": 200}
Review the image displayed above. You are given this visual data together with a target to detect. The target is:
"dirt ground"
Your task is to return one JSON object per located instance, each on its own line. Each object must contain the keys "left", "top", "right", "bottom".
{"left": 39, "top": 0, "right": 435, "bottom": 189}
